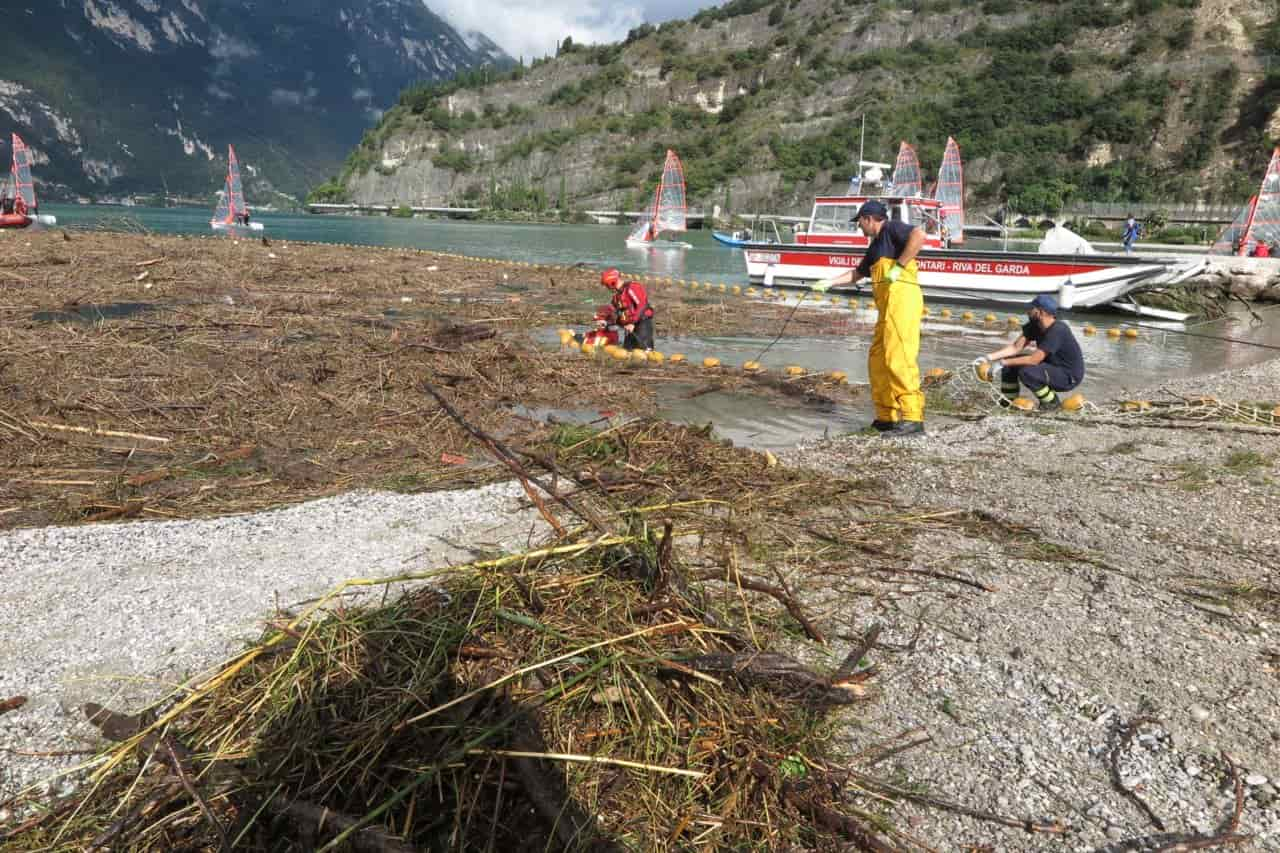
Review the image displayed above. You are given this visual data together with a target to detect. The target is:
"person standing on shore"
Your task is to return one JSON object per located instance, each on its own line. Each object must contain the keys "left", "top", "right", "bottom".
{"left": 600, "top": 268, "right": 655, "bottom": 351}
{"left": 1122, "top": 215, "right": 1141, "bottom": 254}
{"left": 812, "top": 199, "right": 926, "bottom": 437}
{"left": 974, "top": 294, "right": 1084, "bottom": 410}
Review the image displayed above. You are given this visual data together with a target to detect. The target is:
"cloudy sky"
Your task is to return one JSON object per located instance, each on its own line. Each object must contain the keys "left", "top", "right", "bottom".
{"left": 432, "top": 0, "right": 701, "bottom": 63}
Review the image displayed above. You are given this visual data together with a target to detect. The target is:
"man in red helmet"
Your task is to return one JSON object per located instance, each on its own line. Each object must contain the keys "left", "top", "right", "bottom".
{"left": 600, "top": 267, "right": 655, "bottom": 351}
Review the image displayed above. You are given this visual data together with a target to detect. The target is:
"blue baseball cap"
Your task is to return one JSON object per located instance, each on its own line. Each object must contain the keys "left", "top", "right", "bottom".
{"left": 1029, "top": 294, "right": 1058, "bottom": 314}
{"left": 854, "top": 200, "right": 888, "bottom": 220}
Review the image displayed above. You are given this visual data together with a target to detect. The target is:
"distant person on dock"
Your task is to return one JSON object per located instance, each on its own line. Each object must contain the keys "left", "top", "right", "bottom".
{"left": 811, "top": 199, "right": 926, "bottom": 437}
{"left": 1122, "top": 215, "right": 1141, "bottom": 254}
{"left": 600, "top": 267, "right": 655, "bottom": 351}
{"left": 974, "top": 294, "right": 1084, "bottom": 410}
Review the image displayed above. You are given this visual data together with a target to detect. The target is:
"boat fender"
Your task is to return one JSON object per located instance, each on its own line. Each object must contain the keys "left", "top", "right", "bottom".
{"left": 1057, "top": 280, "right": 1077, "bottom": 310}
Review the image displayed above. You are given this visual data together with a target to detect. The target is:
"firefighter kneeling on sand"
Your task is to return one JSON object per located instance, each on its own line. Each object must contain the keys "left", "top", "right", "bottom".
{"left": 599, "top": 268, "right": 655, "bottom": 351}
{"left": 974, "top": 293, "right": 1085, "bottom": 410}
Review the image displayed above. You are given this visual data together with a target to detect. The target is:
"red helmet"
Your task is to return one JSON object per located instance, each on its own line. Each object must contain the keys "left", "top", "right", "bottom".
{"left": 600, "top": 267, "right": 621, "bottom": 288}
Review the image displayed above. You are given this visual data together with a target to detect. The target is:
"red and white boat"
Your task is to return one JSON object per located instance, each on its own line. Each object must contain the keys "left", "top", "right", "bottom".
{"left": 742, "top": 141, "right": 1206, "bottom": 310}
{"left": 210, "top": 145, "right": 263, "bottom": 235}
{"left": 0, "top": 134, "right": 56, "bottom": 230}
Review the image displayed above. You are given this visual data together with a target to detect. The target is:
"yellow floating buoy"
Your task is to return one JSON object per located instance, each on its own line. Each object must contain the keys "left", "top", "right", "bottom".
{"left": 850, "top": 299, "right": 860, "bottom": 310}
{"left": 1010, "top": 397, "right": 1036, "bottom": 412}
{"left": 940, "top": 308, "right": 953, "bottom": 318}
{"left": 557, "top": 329, "right": 574, "bottom": 345}
{"left": 784, "top": 365, "right": 806, "bottom": 376}
{"left": 984, "top": 313, "right": 998, "bottom": 323}
{"left": 1121, "top": 400, "right": 1153, "bottom": 412}
{"left": 568, "top": 340, "right": 581, "bottom": 351}
{"left": 631, "top": 349, "right": 648, "bottom": 362}
{"left": 732, "top": 285, "right": 742, "bottom": 295}
{"left": 975, "top": 361, "right": 995, "bottom": 382}
{"left": 1107, "top": 328, "right": 1122, "bottom": 338}
{"left": 1083, "top": 324, "right": 1097, "bottom": 335}
{"left": 610, "top": 347, "right": 630, "bottom": 361}
{"left": 746, "top": 288, "right": 758, "bottom": 296}
{"left": 926, "top": 367, "right": 948, "bottom": 379}
{"left": 1007, "top": 315, "right": 1020, "bottom": 326}
{"left": 743, "top": 360, "right": 764, "bottom": 373}
{"left": 962, "top": 311, "right": 975, "bottom": 322}
{"left": 670, "top": 354, "right": 686, "bottom": 364}
{"left": 702, "top": 357, "right": 721, "bottom": 369}
{"left": 719, "top": 283, "right": 727, "bottom": 293}
{"left": 827, "top": 370, "right": 848, "bottom": 383}
{"left": 647, "top": 351, "right": 665, "bottom": 363}
{"left": 1272, "top": 404, "right": 1280, "bottom": 418}
{"left": 581, "top": 343, "right": 596, "bottom": 356}
{"left": 1061, "top": 394, "right": 1085, "bottom": 412}
{"left": 1124, "top": 328, "right": 1139, "bottom": 339}
{"left": 921, "top": 306, "right": 930, "bottom": 316}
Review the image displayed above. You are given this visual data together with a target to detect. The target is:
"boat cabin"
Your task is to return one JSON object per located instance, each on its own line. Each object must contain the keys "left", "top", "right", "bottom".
{"left": 795, "top": 196, "right": 949, "bottom": 249}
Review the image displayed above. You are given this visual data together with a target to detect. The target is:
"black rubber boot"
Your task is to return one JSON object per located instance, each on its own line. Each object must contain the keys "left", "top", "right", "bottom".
{"left": 881, "top": 420, "right": 925, "bottom": 438}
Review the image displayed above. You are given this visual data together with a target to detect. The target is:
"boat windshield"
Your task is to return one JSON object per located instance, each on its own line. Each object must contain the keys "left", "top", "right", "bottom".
{"left": 811, "top": 203, "right": 859, "bottom": 234}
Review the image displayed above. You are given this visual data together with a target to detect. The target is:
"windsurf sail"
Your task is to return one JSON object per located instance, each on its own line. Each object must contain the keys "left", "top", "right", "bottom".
{"left": 889, "top": 141, "right": 922, "bottom": 197}
{"left": 212, "top": 144, "right": 247, "bottom": 226}
{"left": 1212, "top": 147, "right": 1280, "bottom": 255}
{"left": 11, "top": 133, "right": 37, "bottom": 212}
{"left": 653, "top": 149, "right": 687, "bottom": 235}
{"left": 934, "top": 136, "right": 964, "bottom": 244}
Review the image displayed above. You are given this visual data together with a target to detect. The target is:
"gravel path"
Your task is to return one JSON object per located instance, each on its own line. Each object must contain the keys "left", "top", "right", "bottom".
{"left": 0, "top": 483, "right": 546, "bottom": 801}
{"left": 783, "top": 361, "right": 1280, "bottom": 851}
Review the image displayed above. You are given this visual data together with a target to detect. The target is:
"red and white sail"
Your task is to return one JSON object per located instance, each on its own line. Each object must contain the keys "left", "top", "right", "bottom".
{"left": 1212, "top": 147, "right": 1280, "bottom": 255}
{"left": 933, "top": 136, "right": 964, "bottom": 245}
{"left": 11, "top": 133, "right": 38, "bottom": 213}
{"left": 889, "top": 141, "right": 922, "bottom": 197}
{"left": 627, "top": 149, "right": 687, "bottom": 244}
{"left": 211, "top": 144, "right": 247, "bottom": 226}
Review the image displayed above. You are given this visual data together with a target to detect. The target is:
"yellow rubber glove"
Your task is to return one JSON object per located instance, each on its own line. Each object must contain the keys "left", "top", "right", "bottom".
{"left": 885, "top": 262, "right": 905, "bottom": 283}
{"left": 810, "top": 277, "right": 836, "bottom": 293}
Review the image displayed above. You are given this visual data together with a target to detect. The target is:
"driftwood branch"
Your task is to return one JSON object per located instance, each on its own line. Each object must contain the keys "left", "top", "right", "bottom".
{"left": 832, "top": 623, "right": 881, "bottom": 685}
{"left": 689, "top": 568, "right": 824, "bottom": 643}
{"left": 662, "top": 651, "right": 864, "bottom": 705}
{"left": 421, "top": 381, "right": 608, "bottom": 534}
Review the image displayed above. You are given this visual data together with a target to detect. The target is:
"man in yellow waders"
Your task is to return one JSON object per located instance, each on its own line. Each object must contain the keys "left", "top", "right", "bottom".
{"left": 813, "top": 199, "right": 926, "bottom": 437}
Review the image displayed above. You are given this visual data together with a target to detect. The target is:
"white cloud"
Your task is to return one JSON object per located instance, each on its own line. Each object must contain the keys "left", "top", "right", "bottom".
{"left": 429, "top": 0, "right": 644, "bottom": 61}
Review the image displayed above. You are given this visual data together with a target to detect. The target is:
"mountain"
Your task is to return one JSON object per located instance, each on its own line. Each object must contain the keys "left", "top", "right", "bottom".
{"left": 0, "top": 0, "right": 512, "bottom": 203}
{"left": 327, "top": 0, "right": 1280, "bottom": 217}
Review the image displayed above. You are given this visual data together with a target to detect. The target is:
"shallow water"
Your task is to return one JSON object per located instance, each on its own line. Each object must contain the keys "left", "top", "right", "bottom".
{"left": 37, "top": 203, "right": 1280, "bottom": 447}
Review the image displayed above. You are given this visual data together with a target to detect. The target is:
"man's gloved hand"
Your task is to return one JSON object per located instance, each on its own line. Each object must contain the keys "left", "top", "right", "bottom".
{"left": 885, "top": 262, "right": 905, "bottom": 283}
{"left": 810, "top": 278, "right": 836, "bottom": 293}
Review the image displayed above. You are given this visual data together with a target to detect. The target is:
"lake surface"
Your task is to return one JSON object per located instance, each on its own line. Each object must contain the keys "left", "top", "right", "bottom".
{"left": 33, "top": 203, "right": 1280, "bottom": 446}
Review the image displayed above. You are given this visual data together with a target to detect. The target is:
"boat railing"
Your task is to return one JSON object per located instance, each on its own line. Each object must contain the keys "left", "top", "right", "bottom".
{"left": 752, "top": 218, "right": 785, "bottom": 244}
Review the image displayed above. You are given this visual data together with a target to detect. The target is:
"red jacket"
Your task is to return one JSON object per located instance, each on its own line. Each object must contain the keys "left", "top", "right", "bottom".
{"left": 611, "top": 281, "right": 653, "bottom": 325}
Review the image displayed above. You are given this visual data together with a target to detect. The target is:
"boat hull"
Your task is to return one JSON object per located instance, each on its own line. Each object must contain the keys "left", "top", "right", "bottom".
{"left": 742, "top": 243, "right": 1207, "bottom": 308}
{"left": 711, "top": 231, "right": 749, "bottom": 247}
{"left": 0, "top": 214, "right": 31, "bottom": 229}
{"left": 626, "top": 238, "right": 690, "bottom": 250}
{"left": 211, "top": 220, "right": 264, "bottom": 235}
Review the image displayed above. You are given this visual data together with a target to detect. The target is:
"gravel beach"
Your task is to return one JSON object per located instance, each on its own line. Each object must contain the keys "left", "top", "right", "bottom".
{"left": 0, "top": 482, "right": 547, "bottom": 801}
{"left": 781, "top": 358, "right": 1280, "bottom": 850}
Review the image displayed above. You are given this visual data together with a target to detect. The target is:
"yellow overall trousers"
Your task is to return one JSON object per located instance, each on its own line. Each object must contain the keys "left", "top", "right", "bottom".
{"left": 868, "top": 257, "right": 925, "bottom": 423}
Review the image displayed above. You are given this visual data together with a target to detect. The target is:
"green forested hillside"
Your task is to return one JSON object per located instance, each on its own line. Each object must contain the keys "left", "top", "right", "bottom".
{"left": 327, "top": 0, "right": 1280, "bottom": 216}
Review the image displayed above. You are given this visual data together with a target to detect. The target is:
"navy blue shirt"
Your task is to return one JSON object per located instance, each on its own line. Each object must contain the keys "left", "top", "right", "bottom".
{"left": 856, "top": 220, "right": 916, "bottom": 279}
{"left": 1022, "top": 319, "right": 1085, "bottom": 383}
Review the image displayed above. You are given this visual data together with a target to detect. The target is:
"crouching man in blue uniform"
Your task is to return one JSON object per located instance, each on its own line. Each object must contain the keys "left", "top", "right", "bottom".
{"left": 973, "top": 294, "right": 1085, "bottom": 410}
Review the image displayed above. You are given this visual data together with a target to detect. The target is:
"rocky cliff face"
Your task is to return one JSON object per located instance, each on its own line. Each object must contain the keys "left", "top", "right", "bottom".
{"left": 0, "top": 0, "right": 510, "bottom": 201}
{"left": 337, "top": 0, "right": 1280, "bottom": 218}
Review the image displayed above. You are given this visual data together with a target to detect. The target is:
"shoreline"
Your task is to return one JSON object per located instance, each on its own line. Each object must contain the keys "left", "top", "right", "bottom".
{"left": 1, "top": 230, "right": 1277, "bottom": 849}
